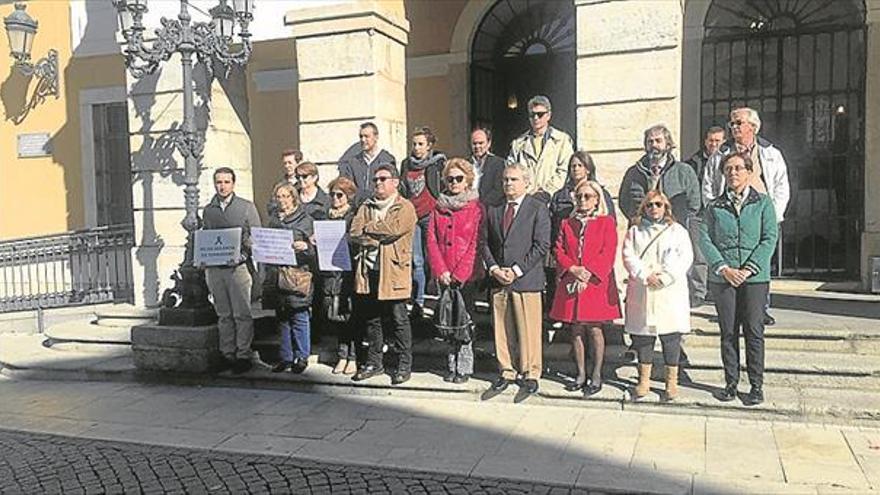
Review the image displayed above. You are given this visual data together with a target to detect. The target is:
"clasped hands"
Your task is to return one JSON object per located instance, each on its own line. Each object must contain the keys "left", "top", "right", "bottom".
{"left": 568, "top": 265, "right": 592, "bottom": 293}
{"left": 720, "top": 266, "right": 751, "bottom": 287}
{"left": 491, "top": 267, "right": 517, "bottom": 286}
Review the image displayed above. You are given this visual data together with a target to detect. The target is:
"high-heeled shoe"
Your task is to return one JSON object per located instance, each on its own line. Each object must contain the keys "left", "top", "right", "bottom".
{"left": 564, "top": 380, "right": 585, "bottom": 392}
{"left": 583, "top": 380, "right": 603, "bottom": 396}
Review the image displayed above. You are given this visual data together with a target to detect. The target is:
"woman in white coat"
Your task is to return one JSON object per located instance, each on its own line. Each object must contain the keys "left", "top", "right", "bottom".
{"left": 623, "top": 190, "right": 694, "bottom": 401}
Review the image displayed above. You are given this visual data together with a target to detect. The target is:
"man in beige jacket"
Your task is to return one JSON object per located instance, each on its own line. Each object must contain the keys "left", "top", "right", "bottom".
{"left": 349, "top": 164, "right": 418, "bottom": 385}
{"left": 507, "top": 95, "right": 574, "bottom": 203}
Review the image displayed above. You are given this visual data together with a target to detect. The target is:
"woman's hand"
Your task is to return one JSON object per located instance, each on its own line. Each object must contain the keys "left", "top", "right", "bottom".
{"left": 720, "top": 267, "right": 746, "bottom": 287}
{"left": 293, "top": 240, "right": 309, "bottom": 252}
{"left": 439, "top": 272, "right": 453, "bottom": 286}
{"left": 569, "top": 265, "right": 592, "bottom": 283}
{"left": 646, "top": 273, "right": 663, "bottom": 289}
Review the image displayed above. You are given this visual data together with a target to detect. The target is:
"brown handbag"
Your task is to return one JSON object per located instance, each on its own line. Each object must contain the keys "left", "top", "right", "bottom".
{"left": 277, "top": 266, "right": 312, "bottom": 297}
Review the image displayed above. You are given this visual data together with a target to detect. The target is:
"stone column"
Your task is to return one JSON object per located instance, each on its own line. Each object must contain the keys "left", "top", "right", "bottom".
{"left": 127, "top": 56, "right": 252, "bottom": 308}
{"left": 287, "top": 1, "right": 409, "bottom": 182}
{"left": 862, "top": 2, "right": 880, "bottom": 291}
{"left": 574, "top": 0, "right": 684, "bottom": 192}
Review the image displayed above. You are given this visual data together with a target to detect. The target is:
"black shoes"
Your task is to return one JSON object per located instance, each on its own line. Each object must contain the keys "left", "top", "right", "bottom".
{"left": 583, "top": 381, "right": 603, "bottom": 396}
{"left": 564, "top": 380, "right": 585, "bottom": 392}
{"left": 352, "top": 365, "right": 384, "bottom": 382}
{"left": 231, "top": 359, "right": 252, "bottom": 374}
{"left": 291, "top": 359, "right": 308, "bottom": 374}
{"left": 744, "top": 386, "right": 764, "bottom": 406}
{"left": 763, "top": 313, "right": 776, "bottom": 326}
{"left": 443, "top": 371, "right": 456, "bottom": 383}
{"left": 717, "top": 383, "right": 738, "bottom": 402}
{"left": 391, "top": 372, "right": 411, "bottom": 385}
{"left": 272, "top": 361, "right": 292, "bottom": 373}
{"left": 216, "top": 357, "right": 235, "bottom": 373}
{"left": 452, "top": 374, "right": 470, "bottom": 384}
{"left": 489, "top": 376, "right": 513, "bottom": 392}
{"left": 523, "top": 379, "right": 539, "bottom": 395}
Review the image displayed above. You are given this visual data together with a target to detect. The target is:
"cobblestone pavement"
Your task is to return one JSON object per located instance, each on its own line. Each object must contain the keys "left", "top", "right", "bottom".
{"left": 0, "top": 429, "right": 587, "bottom": 494}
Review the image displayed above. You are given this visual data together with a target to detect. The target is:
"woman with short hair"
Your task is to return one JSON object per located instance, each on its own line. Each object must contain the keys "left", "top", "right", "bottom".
{"left": 295, "top": 161, "right": 329, "bottom": 221}
{"left": 623, "top": 190, "right": 693, "bottom": 401}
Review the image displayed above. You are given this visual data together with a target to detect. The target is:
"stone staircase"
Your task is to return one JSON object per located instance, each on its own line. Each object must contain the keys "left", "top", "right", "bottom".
{"left": 2, "top": 292, "right": 879, "bottom": 424}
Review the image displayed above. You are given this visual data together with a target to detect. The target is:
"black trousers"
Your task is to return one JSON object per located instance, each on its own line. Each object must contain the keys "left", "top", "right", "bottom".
{"left": 631, "top": 333, "right": 683, "bottom": 366}
{"left": 710, "top": 282, "right": 769, "bottom": 388}
{"left": 354, "top": 271, "right": 412, "bottom": 373}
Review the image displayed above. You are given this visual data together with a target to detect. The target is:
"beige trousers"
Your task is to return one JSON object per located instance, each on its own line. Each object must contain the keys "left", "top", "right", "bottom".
{"left": 492, "top": 289, "right": 543, "bottom": 380}
{"left": 206, "top": 263, "right": 253, "bottom": 360}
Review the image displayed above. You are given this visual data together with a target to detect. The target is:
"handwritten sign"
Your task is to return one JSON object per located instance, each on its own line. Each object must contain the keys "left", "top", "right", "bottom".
{"left": 314, "top": 220, "right": 352, "bottom": 271}
{"left": 194, "top": 228, "right": 241, "bottom": 266}
{"left": 251, "top": 227, "right": 296, "bottom": 266}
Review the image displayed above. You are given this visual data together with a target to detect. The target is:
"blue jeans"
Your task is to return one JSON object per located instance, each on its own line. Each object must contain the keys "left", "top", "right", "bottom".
{"left": 411, "top": 216, "right": 429, "bottom": 307}
{"left": 279, "top": 308, "right": 310, "bottom": 362}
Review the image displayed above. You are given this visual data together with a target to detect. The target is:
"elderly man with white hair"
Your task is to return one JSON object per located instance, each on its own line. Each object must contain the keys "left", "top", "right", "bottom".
{"left": 507, "top": 95, "right": 574, "bottom": 203}
{"left": 702, "top": 107, "right": 791, "bottom": 325}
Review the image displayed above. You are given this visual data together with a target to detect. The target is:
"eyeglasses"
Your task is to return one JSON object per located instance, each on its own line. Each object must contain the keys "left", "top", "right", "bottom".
{"left": 445, "top": 175, "right": 465, "bottom": 184}
{"left": 728, "top": 120, "right": 748, "bottom": 128}
{"left": 295, "top": 174, "right": 312, "bottom": 180}
{"left": 575, "top": 193, "right": 598, "bottom": 201}
{"left": 723, "top": 165, "right": 748, "bottom": 174}
{"left": 331, "top": 192, "right": 346, "bottom": 199}
{"left": 372, "top": 176, "right": 393, "bottom": 183}
{"left": 529, "top": 111, "right": 548, "bottom": 119}
{"left": 646, "top": 202, "right": 665, "bottom": 209}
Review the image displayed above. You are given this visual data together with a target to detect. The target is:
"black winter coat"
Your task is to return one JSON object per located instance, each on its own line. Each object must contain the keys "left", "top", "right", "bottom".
{"left": 264, "top": 207, "right": 315, "bottom": 311}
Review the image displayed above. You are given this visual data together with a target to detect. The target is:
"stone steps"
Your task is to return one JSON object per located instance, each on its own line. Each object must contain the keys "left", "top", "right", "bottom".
{"left": 44, "top": 320, "right": 132, "bottom": 344}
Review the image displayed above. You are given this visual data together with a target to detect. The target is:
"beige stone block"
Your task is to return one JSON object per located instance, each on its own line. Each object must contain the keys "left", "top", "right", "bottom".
{"left": 296, "top": 32, "right": 377, "bottom": 80}
{"left": 577, "top": 49, "right": 681, "bottom": 105}
{"left": 128, "top": 134, "right": 183, "bottom": 172}
{"left": 774, "top": 425, "right": 870, "bottom": 489}
{"left": 130, "top": 170, "right": 214, "bottom": 211}
{"left": 692, "top": 475, "right": 818, "bottom": 495}
{"left": 131, "top": 245, "right": 186, "bottom": 307}
{"left": 578, "top": 150, "right": 643, "bottom": 195}
{"left": 133, "top": 208, "right": 188, "bottom": 248}
{"left": 567, "top": 410, "right": 641, "bottom": 464}
{"left": 840, "top": 429, "right": 880, "bottom": 490}
{"left": 298, "top": 76, "right": 393, "bottom": 123}
{"left": 577, "top": 100, "right": 680, "bottom": 153}
{"left": 287, "top": 2, "right": 409, "bottom": 46}
{"left": 125, "top": 53, "right": 213, "bottom": 96}
{"left": 577, "top": 0, "right": 682, "bottom": 56}
{"left": 705, "top": 417, "right": 785, "bottom": 482}
{"left": 631, "top": 415, "right": 706, "bottom": 474}
{"left": 128, "top": 92, "right": 187, "bottom": 134}
{"left": 300, "top": 122, "right": 368, "bottom": 165}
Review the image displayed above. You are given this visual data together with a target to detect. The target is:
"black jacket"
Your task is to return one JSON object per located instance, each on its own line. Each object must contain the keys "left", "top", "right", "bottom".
{"left": 482, "top": 195, "right": 551, "bottom": 292}
{"left": 265, "top": 207, "right": 315, "bottom": 310}
{"left": 476, "top": 154, "right": 506, "bottom": 208}
{"left": 337, "top": 148, "right": 397, "bottom": 206}
{"left": 302, "top": 187, "right": 330, "bottom": 221}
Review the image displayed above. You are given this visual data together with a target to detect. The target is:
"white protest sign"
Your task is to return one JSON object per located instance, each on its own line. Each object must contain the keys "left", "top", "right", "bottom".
{"left": 194, "top": 228, "right": 241, "bottom": 266}
{"left": 251, "top": 227, "right": 296, "bottom": 266}
{"left": 314, "top": 220, "right": 352, "bottom": 271}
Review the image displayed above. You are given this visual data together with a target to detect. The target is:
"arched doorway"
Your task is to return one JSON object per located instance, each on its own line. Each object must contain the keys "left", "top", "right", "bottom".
{"left": 701, "top": 0, "right": 866, "bottom": 278}
{"left": 470, "top": 0, "right": 576, "bottom": 156}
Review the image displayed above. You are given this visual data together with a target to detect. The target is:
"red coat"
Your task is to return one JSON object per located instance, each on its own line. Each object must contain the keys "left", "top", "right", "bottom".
{"left": 426, "top": 199, "right": 484, "bottom": 283}
{"left": 549, "top": 215, "right": 621, "bottom": 323}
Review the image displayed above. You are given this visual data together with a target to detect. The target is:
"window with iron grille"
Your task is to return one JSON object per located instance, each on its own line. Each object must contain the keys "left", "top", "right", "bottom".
{"left": 93, "top": 102, "right": 134, "bottom": 228}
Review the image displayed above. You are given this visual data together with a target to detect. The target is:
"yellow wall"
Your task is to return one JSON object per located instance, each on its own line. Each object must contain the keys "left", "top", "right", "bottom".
{"left": 0, "top": 2, "right": 125, "bottom": 240}
{"left": 245, "top": 38, "right": 298, "bottom": 224}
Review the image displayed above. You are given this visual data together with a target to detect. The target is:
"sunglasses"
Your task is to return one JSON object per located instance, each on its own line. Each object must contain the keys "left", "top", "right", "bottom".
{"left": 445, "top": 175, "right": 465, "bottom": 184}
{"left": 646, "top": 202, "right": 665, "bottom": 208}
{"left": 575, "top": 193, "right": 598, "bottom": 201}
{"left": 372, "top": 176, "right": 393, "bottom": 183}
{"left": 529, "top": 111, "right": 548, "bottom": 119}
{"left": 331, "top": 192, "right": 346, "bottom": 199}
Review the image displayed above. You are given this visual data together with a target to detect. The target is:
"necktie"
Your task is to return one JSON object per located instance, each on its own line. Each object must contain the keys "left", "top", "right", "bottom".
{"left": 503, "top": 202, "right": 516, "bottom": 233}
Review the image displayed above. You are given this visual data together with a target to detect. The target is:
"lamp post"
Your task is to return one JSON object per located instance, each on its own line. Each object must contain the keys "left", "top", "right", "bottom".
{"left": 112, "top": 0, "right": 253, "bottom": 324}
{"left": 3, "top": 2, "right": 59, "bottom": 100}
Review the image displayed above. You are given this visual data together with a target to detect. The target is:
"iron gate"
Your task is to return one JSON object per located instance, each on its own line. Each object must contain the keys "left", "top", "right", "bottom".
{"left": 701, "top": 0, "right": 866, "bottom": 279}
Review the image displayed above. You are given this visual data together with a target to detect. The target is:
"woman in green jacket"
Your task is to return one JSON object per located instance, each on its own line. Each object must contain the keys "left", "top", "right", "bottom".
{"left": 699, "top": 152, "right": 777, "bottom": 406}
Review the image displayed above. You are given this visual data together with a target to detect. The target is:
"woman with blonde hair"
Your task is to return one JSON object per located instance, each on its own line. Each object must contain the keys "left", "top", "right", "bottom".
{"left": 549, "top": 180, "right": 621, "bottom": 396}
{"left": 623, "top": 190, "right": 693, "bottom": 401}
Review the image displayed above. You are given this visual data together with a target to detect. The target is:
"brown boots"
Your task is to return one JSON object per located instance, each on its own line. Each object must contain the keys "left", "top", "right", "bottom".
{"left": 665, "top": 365, "right": 679, "bottom": 401}
{"left": 634, "top": 363, "right": 679, "bottom": 401}
{"left": 634, "top": 363, "right": 652, "bottom": 399}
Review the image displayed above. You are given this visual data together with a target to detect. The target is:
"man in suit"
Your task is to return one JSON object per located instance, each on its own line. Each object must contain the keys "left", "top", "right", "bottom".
{"left": 470, "top": 126, "right": 505, "bottom": 208}
{"left": 482, "top": 162, "right": 551, "bottom": 399}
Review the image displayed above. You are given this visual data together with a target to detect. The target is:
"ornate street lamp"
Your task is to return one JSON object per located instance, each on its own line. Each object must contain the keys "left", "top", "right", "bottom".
{"left": 3, "top": 2, "right": 59, "bottom": 99}
{"left": 112, "top": 0, "right": 253, "bottom": 324}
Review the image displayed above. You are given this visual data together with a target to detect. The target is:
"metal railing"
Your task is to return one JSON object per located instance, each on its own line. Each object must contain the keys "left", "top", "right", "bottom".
{"left": 0, "top": 224, "right": 135, "bottom": 312}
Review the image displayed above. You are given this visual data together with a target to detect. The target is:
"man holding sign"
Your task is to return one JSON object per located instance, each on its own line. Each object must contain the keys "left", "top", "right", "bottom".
{"left": 202, "top": 167, "right": 262, "bottom": 374}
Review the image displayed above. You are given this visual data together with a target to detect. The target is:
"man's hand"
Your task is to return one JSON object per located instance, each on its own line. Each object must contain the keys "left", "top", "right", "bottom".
{"left": 439, "top": 272, "right": 453, "bottom": 286}
{"left": 293, "top": 240, "right": 309, "bottom": 252}
{"left": 721, "top": 267, "right": 747, "bottom": 287}
{"left": 491, "top": 267, "right": 514, "bottom": 286}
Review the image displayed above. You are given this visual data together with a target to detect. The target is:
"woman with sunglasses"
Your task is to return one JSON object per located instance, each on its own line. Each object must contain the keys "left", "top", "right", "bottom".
{"left": 294, "top": 161, "right": 329, "bottom": 221}
{"left": 425, "top": 158, "right": 483, "bottom": 383}
{"left": 400, "top": 127, "right": 447, "bottom": 318}
{"left": 549, "top": 180, "right": 620, "bottom": 396}
{"left": 321, "top": 176, "right": 359, "bottom": 375}
{"left": 550, "top": 151, "right": 616, "bottom": 244}
{"left": 623, "top": 190, "right": 693, "bottom": 401}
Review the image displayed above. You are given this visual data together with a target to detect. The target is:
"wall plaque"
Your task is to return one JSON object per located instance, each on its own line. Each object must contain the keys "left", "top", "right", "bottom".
{"left": 17, "top": 133, "right": 52, "bottom": 158}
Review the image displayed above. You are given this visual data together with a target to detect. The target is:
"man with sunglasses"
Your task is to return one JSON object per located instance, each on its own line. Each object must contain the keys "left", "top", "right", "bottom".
{"left": 349, "top": 164, "right": 418, "bottom": 385}
{"left": 507, "top": 95, "right": 574, "bottom": 203}
{"left": 702, "top": 107, "right": 790, "bottom": 325}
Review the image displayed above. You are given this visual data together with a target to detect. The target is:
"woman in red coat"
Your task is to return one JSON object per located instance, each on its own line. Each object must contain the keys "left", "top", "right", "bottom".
{"left": 426, "top": 158, "right": 483, "bottom": 383}
{"left": 549, "top": 179, "right": 621, "bottom": 396}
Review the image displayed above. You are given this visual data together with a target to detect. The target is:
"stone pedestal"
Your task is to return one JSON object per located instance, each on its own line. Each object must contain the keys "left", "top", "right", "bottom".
{"left": 132, "top": 323, "right": 220, "bottom": 373}
{"left": 125, "top": 51, "right": 253, "bottom": 308}
{"left": 862, "top": 4, "right": 880, "bottom": 291}
{"left": 287, "top": 1, "right": 409, "bottom": 180}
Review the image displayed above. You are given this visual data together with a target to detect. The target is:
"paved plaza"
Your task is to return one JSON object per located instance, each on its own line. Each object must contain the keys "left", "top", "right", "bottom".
{"left": 0, "top": 377, "right": 878, "bottom": 494}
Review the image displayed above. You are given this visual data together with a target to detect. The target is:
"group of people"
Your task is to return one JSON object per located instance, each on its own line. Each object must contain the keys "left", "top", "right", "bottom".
{"left": 200, "top": 94, "right": 789, "bottom": 406}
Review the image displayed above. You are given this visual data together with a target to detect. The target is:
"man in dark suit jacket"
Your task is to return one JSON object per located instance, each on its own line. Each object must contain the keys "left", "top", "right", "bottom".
{"left": 470, "top": 127, "right": 506, "bottom": 208}
{"left": 482, "top": 162, "right": 551, "bottom": 398}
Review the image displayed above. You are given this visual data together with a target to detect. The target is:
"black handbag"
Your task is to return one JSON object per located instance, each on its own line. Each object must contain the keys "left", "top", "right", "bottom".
{"left": 433, "top": 286, "right": 474, "bottom": 343}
